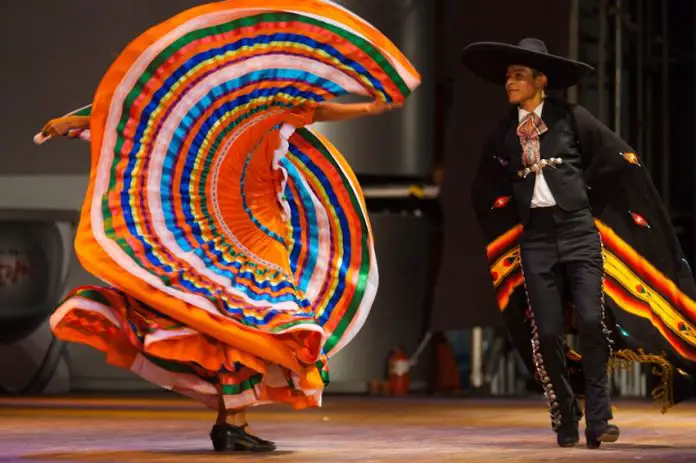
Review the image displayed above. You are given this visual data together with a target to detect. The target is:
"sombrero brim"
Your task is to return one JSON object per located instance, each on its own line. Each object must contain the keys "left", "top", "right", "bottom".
{"left": 460, "top": 42, "right": 593, "bottom": 89}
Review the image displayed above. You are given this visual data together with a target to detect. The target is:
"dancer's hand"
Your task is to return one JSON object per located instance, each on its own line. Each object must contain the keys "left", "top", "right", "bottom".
{"left": 365, "top": 101, "right": 403, "bottom": 115}
{"left": 40, "top": 116, "right": 89, "bottom": 137}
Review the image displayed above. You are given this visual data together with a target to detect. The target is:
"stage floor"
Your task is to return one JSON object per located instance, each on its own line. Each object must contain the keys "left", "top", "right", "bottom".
{"left": 1, "top": 395, "right": 695, "bottom": 462}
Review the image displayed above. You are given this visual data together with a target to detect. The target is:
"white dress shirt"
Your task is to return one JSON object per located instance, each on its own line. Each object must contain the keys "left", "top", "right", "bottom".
{"left": 518, "top": 102, "right": 557, "bottom": 208}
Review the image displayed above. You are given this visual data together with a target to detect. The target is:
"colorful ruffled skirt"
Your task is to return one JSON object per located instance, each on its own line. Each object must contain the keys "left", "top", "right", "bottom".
{"left": 49, "top": 0, "right": 420, "bottom": 410}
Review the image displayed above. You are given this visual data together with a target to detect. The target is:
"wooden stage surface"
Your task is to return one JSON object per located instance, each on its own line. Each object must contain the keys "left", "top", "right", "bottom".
{"left": 1, "top": 395, "right": 695, "bottom": 462}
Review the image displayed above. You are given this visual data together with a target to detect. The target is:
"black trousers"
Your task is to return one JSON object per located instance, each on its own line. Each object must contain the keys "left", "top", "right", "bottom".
{"left": 520, "top": 206, "right": 612, "bottom": 428}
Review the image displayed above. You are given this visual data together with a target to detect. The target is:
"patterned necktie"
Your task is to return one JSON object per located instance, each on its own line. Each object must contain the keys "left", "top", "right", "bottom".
{"left": 517, "top": 112, "right": 548, "bottom": 167}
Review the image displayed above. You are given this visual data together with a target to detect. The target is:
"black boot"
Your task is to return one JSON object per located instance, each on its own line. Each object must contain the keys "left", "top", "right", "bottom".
{"left": 556, "top": 421, "right": 579, "bottom": 448}
{"left": 585, "top": 422, "right": 620, "bottom": 449}
{"left": 210, "top": 423, "right": 276, "bottom": 452}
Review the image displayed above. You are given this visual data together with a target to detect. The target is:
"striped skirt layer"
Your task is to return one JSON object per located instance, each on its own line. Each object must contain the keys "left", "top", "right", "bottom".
{"left": 50, "top": 0, "right": 420, "bottom": 409}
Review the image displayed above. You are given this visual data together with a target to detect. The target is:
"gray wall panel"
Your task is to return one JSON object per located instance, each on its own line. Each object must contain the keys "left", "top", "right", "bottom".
{"left": 1, "top": 1, "right": 206, "bottom": 175}
{"left": 326, "top": 213, "right": 431, "bottom": 391}
{"left": 313, "top": 0, "right": 436, "bottom": 177}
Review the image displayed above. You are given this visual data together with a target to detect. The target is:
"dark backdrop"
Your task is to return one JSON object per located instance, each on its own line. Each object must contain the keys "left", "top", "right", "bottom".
{"left": 1, "top": 1, "right": 209, "bottom": 174}
{"left": 429, "top": 0, "right": 573, "bottom": 331}
{"left": 1, "top": 1, "right": 435, "bottom": 178}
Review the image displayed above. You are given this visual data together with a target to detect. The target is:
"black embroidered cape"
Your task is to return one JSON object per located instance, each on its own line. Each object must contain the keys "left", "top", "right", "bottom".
{"left": 471, "top": 98, "right": 696, "bottom": 413}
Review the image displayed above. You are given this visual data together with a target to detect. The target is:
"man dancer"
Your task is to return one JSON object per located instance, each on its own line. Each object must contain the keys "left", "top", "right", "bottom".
{"left": 460, "top": 38, "right": 620, "bottom": 448}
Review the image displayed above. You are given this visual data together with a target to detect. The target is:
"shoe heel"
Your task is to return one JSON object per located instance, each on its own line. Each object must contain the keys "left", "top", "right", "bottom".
{"left": 586, "top": 424, "right": 620, "bottom": 449}
{"left": 585, "top": 429, "right": 601, "bottom": 449}
{"left": 212, "top": 436, "right": 238, "bottom": 452}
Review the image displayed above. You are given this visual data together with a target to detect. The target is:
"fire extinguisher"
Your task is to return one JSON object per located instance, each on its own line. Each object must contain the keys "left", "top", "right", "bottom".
{"left": 388, "top": 347, "right": 411, "bottom": 396}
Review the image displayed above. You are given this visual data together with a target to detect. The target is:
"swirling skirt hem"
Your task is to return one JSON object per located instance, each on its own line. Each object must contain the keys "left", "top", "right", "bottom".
{"left": 50, "top": 287, "right": 326, "bottom": 410}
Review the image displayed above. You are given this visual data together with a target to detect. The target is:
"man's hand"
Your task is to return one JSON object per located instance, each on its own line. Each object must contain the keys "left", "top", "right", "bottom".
{"left": 40, "top": 115, "right": 89, "bottom": 137}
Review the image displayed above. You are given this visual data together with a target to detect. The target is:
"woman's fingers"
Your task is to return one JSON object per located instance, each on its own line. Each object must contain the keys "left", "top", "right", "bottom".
{"left": 41, "top": 118, "right": 70, "bottom": 136}
{"left": 40, "top": 121, "right": 53, "bottom": 136}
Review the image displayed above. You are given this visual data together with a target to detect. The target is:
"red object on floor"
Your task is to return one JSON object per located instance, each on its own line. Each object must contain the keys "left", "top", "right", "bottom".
{"left": 434, "top": 336, "right": 461, "bottom": 392}
{"left": 388, "top": 348, "right": 410, "bottom": 396}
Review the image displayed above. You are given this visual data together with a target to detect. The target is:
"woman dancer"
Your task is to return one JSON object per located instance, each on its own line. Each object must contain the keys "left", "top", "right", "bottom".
{"left": 38, "top": 0, "right": 420, "bottom": 452}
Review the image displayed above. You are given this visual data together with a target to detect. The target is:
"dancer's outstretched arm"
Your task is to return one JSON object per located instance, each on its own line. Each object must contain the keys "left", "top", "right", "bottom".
{"left": 314, "top": 100, "right": 402, "bottom": 122}
{"left": 39, "top": 100, "right": 400, "bottom": 138}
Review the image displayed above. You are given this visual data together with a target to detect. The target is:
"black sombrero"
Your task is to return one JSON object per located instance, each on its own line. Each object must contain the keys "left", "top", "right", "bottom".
{"left": 460, "top": 38, "right": 593, "bottom": 89}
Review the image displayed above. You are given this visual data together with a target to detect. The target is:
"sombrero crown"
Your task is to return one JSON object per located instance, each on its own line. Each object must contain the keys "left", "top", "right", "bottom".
{"left": 460, "top": 38, "right": 593, "bottom": 89}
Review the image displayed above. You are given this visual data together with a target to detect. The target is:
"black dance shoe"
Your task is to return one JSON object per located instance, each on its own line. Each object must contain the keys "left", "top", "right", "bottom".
{"left": 585, "top": 422, "right": 620, "bottom": 449}
{"left": 556, "top": 421, "right": 580, "bottom": 448}
{"left": 210, "top": 423, "right": 276, "bottom": 452}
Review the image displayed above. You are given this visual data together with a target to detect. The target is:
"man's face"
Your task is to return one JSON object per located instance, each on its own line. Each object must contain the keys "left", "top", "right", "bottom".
{"left": 505, "top": 65, "right": 546, "bottom": 104}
